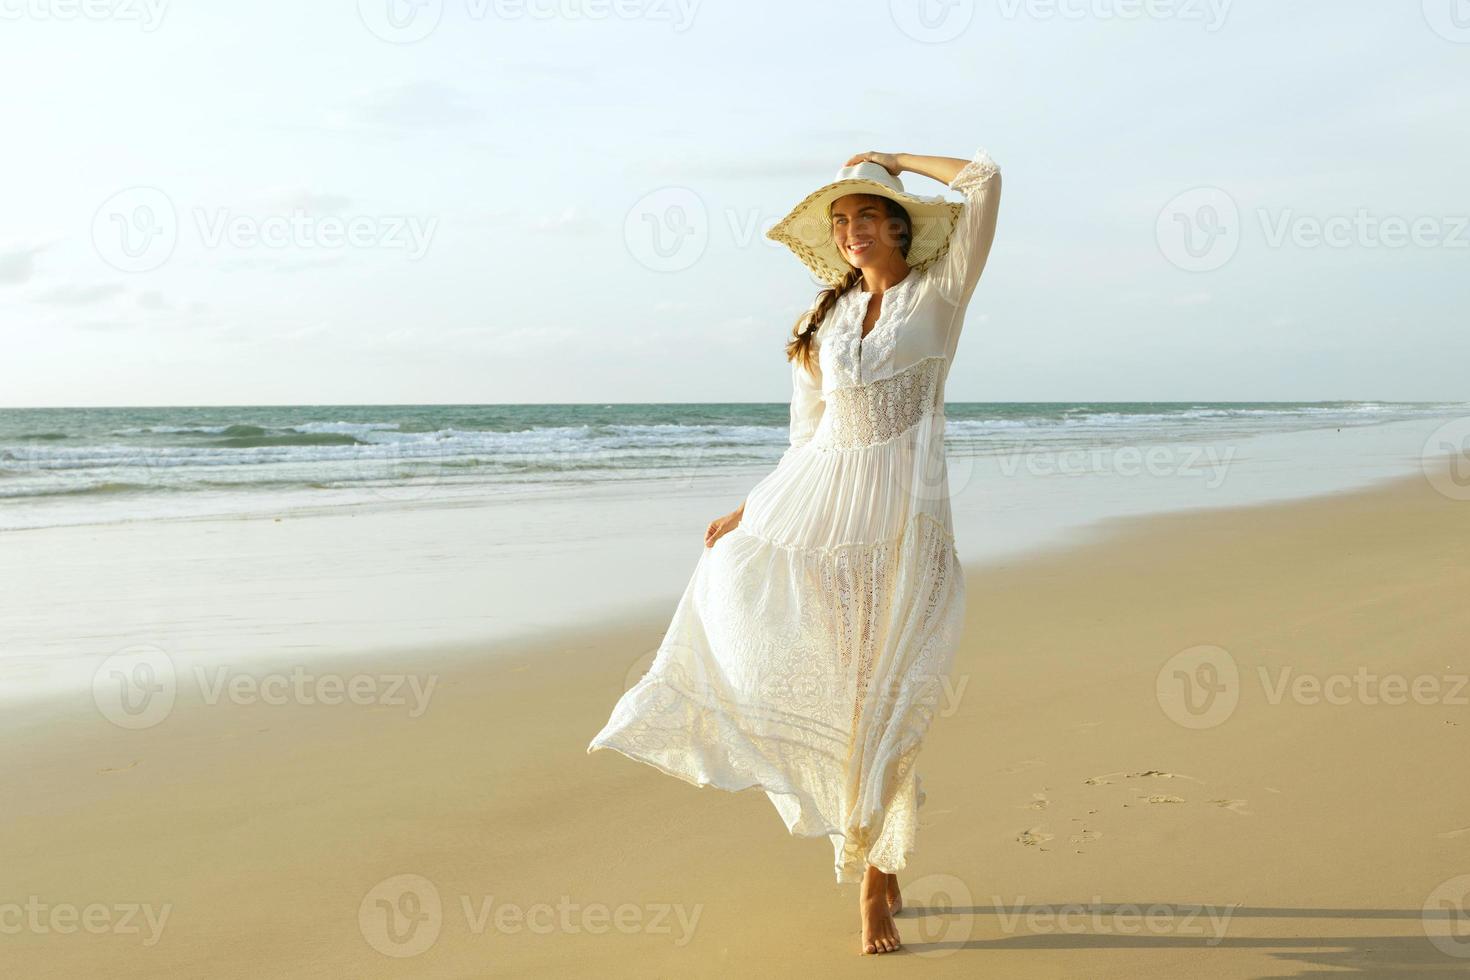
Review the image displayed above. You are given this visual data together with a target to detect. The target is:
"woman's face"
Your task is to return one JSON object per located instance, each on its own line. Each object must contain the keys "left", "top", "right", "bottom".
{"left": 829, "top": 193, "right": 906, "bottom": 270}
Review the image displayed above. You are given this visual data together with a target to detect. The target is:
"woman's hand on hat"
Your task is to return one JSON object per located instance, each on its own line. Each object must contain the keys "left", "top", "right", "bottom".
{"left": 844, "top": 151, "right": 901, "bottom": 177}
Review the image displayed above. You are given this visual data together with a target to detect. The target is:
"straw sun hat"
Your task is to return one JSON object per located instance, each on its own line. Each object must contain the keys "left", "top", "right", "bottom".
{"left": 765, "top": 160, "right": 963, "bottom": 287}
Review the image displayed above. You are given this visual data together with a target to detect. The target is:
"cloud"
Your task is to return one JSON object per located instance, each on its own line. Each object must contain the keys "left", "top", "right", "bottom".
{"left": 350, "top": 81, "right": 483, "bottom": 130}
{"left": 503, "top": 62, "right": 598, "bottom": 85}
{"left": 34, "top": 282, "right": 127, "bottom": 306}
{"left": 220, "top": 254, "right": 347, "bottom": 274}
{"left": 634, "top": 155, "right": 838, "bottom": 181}
{"left": 259, "top": 190, "right": 355, "bottom": 214}
{"left": 528, "top": 206, "right": 598, "bottom": 235}
{"left": 1172, "top": 291, "right": 1214, "bottom": 307}
{"left": 268, "top": 82, "right": 488, "bottom": 143}
{"left": 0, "top": 245, "right": 45, "bottom": 286}
{"left": 70, "top": 319, "right": 135, "bottom": 332}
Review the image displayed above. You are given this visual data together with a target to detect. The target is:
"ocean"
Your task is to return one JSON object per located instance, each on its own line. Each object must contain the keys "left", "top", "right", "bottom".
{"left": 1, "top": 401, "right": 1463, "bottom": 531}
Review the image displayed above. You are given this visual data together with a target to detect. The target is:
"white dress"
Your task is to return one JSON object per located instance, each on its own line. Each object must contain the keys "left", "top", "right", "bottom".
{"left": 588, "top": 149, "right": 1002, "bottom": 883}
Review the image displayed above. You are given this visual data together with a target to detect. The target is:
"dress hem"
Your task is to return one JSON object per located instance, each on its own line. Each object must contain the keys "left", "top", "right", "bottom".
{"left": 589, "top": 734, "right": 920, "bottom": 885}
{"left": 587, "top": 670, "right": 928, "bottom": 884}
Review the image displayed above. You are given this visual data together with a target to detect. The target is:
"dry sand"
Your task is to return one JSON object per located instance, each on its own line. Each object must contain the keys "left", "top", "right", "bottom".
{"left": 4, "top": 467, "right": 1469, "bottom": 977}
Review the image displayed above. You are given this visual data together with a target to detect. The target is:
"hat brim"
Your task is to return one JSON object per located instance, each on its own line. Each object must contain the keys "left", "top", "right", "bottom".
{"left": 765, "top": 177, "right": 963, "bottom": 287}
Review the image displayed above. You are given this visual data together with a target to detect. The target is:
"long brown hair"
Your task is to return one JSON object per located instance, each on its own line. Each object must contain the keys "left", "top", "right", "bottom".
{"left": 785, "top": 195, "right": 912, "bottom": 372}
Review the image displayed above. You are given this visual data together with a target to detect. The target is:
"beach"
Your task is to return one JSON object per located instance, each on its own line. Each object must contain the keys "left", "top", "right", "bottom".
{"left": 3, "top": 419, "right": 1469, "bottom": 976}
{"left": 6, "top": 0, "right": 1466, "bottom": 973}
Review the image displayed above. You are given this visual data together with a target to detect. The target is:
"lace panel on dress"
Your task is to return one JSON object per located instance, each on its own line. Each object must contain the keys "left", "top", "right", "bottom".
{"left": 819, "top": 356, "right": 944, "bottom": 450}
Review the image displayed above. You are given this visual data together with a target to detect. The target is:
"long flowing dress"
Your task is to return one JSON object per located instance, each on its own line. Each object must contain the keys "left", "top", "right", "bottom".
{"left": 587, "top": 149, "right": 1003, "bottom": 884}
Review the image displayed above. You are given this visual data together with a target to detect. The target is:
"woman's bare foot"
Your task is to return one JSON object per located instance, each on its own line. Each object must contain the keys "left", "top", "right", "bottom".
{"left": 886, "top": 872, "right": 903, "bottom": 916}
{"left": 860, "top": 865, "right": 902, "bottom": 954}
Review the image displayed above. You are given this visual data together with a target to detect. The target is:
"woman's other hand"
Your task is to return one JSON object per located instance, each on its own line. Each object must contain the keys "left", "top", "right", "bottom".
{"left": 705, "top": 508, "right": 742, "bottom": 548}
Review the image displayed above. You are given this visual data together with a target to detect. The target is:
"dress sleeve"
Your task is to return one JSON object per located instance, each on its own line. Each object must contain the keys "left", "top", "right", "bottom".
{"left": 783, "top": 354, "right": 825, "bottom": 457}
{"left": 929, "top": 148, "right": 1002, "bottom": 364}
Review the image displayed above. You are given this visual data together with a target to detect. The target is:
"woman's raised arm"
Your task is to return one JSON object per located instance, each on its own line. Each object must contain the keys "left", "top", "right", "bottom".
{"left": 893, "top": 152, "right": 973, "bottom": 187}
{"left": 913, "top": 148, "right": 1003, "bottom": 362}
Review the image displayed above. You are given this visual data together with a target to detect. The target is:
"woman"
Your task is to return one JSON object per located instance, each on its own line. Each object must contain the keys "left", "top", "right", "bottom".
{"left": 588, "top": 147, "right": 1002, "bottom": 955}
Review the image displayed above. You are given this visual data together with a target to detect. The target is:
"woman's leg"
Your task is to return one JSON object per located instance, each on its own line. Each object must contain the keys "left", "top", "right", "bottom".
{"left": 859, "top": 865, "right": 902, "bottom": 954}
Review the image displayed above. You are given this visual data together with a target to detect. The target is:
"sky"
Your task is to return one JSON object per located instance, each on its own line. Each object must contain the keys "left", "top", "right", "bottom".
{"left": 1, "top": 0, "right": 1466, "bottom": 407}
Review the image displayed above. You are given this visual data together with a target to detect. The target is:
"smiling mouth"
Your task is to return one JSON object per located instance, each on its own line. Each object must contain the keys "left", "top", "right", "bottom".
{"left": 847, "top": 240, "right": 873, "bottom": 256}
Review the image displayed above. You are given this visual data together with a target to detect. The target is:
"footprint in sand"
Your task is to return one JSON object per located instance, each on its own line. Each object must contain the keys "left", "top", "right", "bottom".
{"left": 1207, "top": 798, "right": 1253, "bottom": 816}
{"left": 1086, "top": 769, "right": 1202, "bottom": 786}
{"left": 1019, "top": 792, "right": 1049, "bottom": 811}
{"left": 97, "top": 761, "right": 140, "bottom": 775}
{"left": 1436, "top": 826, "right": 1470, "bottom": 839}
{"left": 1069, "top": 829, "right": 1101, "bottom": 844}
{"left": 1001, "top": 759, "right": 1046, "bottom": 775}
{"left": 1017, "top": 827, "right": 1055, "bottom": 847}
{"left": 1127, "top": 769, "right": 1201, "bottom": 782}
{"left": 1143, "top": 795, "right": 1186, "bottom": 804}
